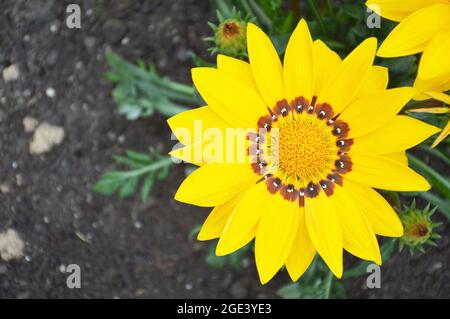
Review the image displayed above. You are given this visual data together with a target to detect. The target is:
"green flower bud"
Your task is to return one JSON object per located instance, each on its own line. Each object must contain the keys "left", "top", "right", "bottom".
{"left": 398, "top": 200, "right": 441, "bottom": 255}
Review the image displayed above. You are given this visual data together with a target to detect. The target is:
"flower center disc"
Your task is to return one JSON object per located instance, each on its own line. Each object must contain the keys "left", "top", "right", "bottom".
{"left": 276, "top": 119, "right": 332, "bottom": 182}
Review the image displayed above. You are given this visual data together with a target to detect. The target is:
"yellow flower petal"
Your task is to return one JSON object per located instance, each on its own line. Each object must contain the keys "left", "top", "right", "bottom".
{"left": 347, "top": 154, "right": 431, "bottom": 191}
{"left": 255, "top": 194, "right": 299, "bottom": 284}
{"left": 198, "top": 192, "right": 246, "bottom": 241}
{"left": 317, "top": 38, "right": 377, "bottom": 114}
{"left": 432, "top": 119, "right": 450, "bottom": 148}
{"left": 169, "top": 140, "right": 205, "bottom": 165}
{"left": 216, "top": 182, "right": 267, "bottom": 255}
{"left": 217, "top": 54, "right": 257, "bottom": 89}
{"left": 167, "top": 106, "right": 231, "bottom": 145}
{"left": 313, "top": 40, "right": 341, "bottom": 97}
{"left": 283, "top": 19, "right": 314, "bottom": 103}
{"left": 331, "top": 185, "right": 381, "bottom": 264}
{"left": 351, "top": 115, "right": 441, "bottom": 154}
{"left": 344, "top": 179, "right": 403, "bottom": 237}
{"left": 285, "top": 208, "right": 316, "bottom": 282}
{"left": 340, "top": 87, "right": 415, "bottom": 138}
{"left": 175, "top": 163, "right": 258, "bottom": 207}
{"left": 366, "top": 0, "right": 448, "bottom": 22}
{"left": 418, "top": 30, "right": 450, "bottom": 79}
{"left": 408, "top": 106, "right": 450, "bottom": 114}
{"left": 247, "top": 23, "right": 284, "bottom": 107}
{"left": 305, "top": 192, "right": 343, "bottom": 278}
{"left": 425, "top": 91, "right": 450, "bottom": 105}
{"left": 381, "top": 152, "right": 408, "bottom": 166}
{"left": 192, "top": 67, "right": 267, "bottom": 127}
{"left": 377, "top": 3, "right": 450, "bottom": 57}
{"left": 357, "top": 66, "right": 389, "bottom": 97}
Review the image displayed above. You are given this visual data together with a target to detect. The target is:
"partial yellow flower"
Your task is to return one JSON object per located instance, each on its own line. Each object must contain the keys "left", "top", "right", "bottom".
{"left": 367, "top": 1, "right": 450, "bottom": 72}
{"left": 409, "top": 106, "right": 450, "bottom": 147}
{"left": 366, "top": 1, "right": 450, "bottom": 146}
{"left": 168, "top": 20, "right": 440, "bottom": 284}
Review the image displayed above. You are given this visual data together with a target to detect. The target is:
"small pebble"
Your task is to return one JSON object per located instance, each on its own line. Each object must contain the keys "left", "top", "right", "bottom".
{"left": 45, "top": 87, "right": 56, "bottom": 98}
{"left": 0, "top": 229, "right": 25, "bottom": 261}
{"left": 50, "top": 23, "right": 58, "bottom": 33}
{"left": 2, "top": 64, "right": 20, "bottom": 82}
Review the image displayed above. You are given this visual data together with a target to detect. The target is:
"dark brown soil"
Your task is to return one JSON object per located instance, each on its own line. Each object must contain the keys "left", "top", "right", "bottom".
{"left": 0, "top": 0, "right": 448, "bottom": 299}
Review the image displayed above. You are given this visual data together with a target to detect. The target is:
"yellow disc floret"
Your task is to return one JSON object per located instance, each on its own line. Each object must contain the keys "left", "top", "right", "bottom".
{"left": 275, "top": 117, "right": 334, "bottom": 182}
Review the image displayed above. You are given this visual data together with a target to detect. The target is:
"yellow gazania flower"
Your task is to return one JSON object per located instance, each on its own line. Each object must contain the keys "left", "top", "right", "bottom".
{"left": 168, "top": 20, "right": 440, "bottom": 284}
{"left": 366, "top": 1, "right": 450, "bottom": 146}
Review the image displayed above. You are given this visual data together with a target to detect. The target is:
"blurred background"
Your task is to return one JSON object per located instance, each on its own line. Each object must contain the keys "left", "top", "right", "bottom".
{"left": 0, "top": 0, "right": 448, "bottom": 298}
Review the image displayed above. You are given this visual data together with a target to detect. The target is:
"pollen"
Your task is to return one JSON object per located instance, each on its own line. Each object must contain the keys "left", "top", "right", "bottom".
{"left": 277, "top": 119, "right": 331, "bottom": 182}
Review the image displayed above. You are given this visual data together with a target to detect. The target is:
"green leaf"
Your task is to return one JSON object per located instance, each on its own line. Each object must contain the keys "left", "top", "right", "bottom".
{"left": 408, "top": 154, "right": 450, "bottom": 199}
{"left": 140, "top": 172, "right": 155, "bottom": 202}
{"left": 119, "top": 176, "right": 138, "bottom": 198}
{"left": 93, "top": 152, "right": 173, "bottom": 201}
{"left": 93, "top": 171, "right": 127, "bottom": 196}
{"left": 206, "top": 243, "right": 227, "bottom": 268}
{"left": 417, "top": 192, "right": 450, "bottom": 222}
{"left": 344, "top": 239, "right": 396, "bottom": 278}
{"left": 277, "top": 283, "right": 301, "bottom": 299}
{"left": 105, "top": 51, "right": 197, "bottom": 120}
{"left": 126, "top": 150, "right": 151, "bottom": 163}
{"left": 189, "top": 224, "right": 202, "bottom": 240}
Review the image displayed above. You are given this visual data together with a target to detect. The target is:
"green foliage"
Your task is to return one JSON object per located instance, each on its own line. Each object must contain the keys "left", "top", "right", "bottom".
{"left": 212, "top": 0, "right": 294, "bottom": 36}
{"left": 277, "top": 258, "right": 346, "bottom": 299}
{"left": 105, "top": 51, "right": 200, "bottom": 120}
{"left": 408, "top": 154, "right": 450, "bottom": 200}
{"left": 206, "top": 241, "right": 252, "bottom": 269}
{"left": 344, "top": 239, "right": 397, "bottom": 278}
{"left": 93, "top": 149, "right": 173, "bottom": 202}
{"left": 96, "top": 0, "right": 450, "bottom": 299}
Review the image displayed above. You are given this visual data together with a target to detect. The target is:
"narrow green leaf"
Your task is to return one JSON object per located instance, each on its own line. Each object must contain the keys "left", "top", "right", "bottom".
{"left": 118, "top": 176, "right": 138, "bottom": 198}
{"left": 408, "top": 154, "right": 450, "bottom": 199}
{"left": 140, "top": 172, "right": 155, "bottom": 202}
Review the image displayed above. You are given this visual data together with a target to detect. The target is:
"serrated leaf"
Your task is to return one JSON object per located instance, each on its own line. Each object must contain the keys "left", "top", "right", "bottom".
{"left": 118, "top": 176, "right": 138, "bottom": 198}
{"left": 92, "top": 171, "right": 127, "bottom": 195}
{"left": 126, "top": 150, "right": 151, "bottom": 164}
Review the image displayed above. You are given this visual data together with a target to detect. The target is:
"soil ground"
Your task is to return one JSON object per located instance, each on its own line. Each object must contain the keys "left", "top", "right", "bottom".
{"left": 0, "top": 0, "right": 448, "bottom": 298}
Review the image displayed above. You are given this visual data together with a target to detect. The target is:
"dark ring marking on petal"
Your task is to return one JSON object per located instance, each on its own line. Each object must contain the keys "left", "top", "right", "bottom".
{"left": 298, "top": 188, "right": 305, "bottom": 207}
{"left": 320, "top": 179, "right": 335, "bottom": 196}
{"left": 257, "top": 115, "right": 273, "bottom": 132}
{"left": 251, "top": 160, "right": 268, "bottom": 175}
{"left": 305, "top": 182, "right": 320, "bottom": 198}
{"left": 336, "top": 138, "right": 354, "bottom": 152}
{"left": 327, "top": 173, "right": 343, "bottom": 186}
{"left": 273, "top": 99, "right": 291, "bottom": 118}
{"left": 247, "top": 144, "right": 264, "bottom": 156}
{"left": 280, "top": 184, "right": 299, "bottom": 202}
{"left": 331, "top": 120, "right": 350, "bottom": 139}
{"left": 247, "top": 132, "right": 258, "bottom": 142}
{"left": 311, "top": 96, "right": 318, "bottom": 106}
{"left": 334, "top": 155, "right": 353, "bottom": 174}
{"left": 290, "top": 96, "right": 310, "bottom": 114}
{"left": 251, "top": 163, "right": 263, "bottom": 175}
{"left": 315, "top": 103, "right": 334, "bottom": 121}
{"left": 266, "top": 176, "right": 282, "bottom": 194}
